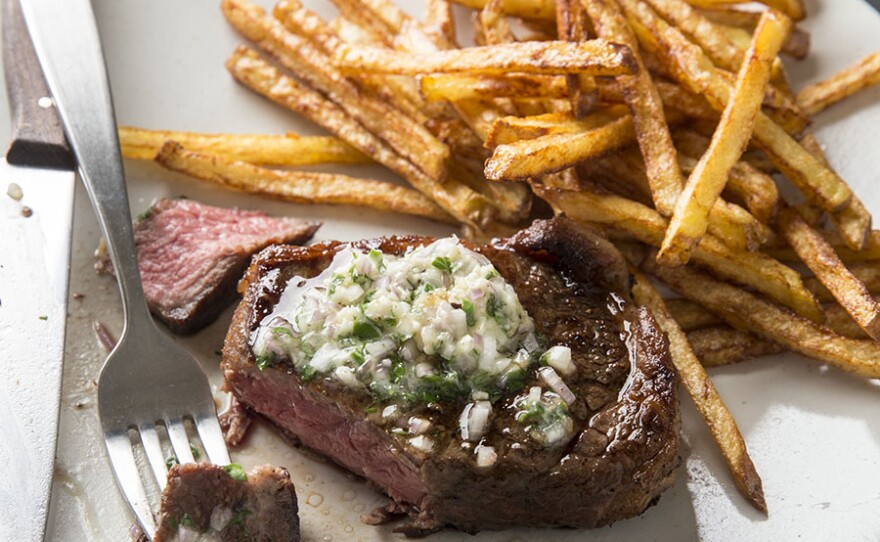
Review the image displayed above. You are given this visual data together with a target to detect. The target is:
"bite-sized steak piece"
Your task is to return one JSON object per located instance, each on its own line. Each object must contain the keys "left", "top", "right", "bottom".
{"left": 222, "top": 217, "right": 680, "bottom": 535}
{"left": 105, "top": 198, "right": 319, "bottom": 334}
{"left": 152, "top": 463, "right": 299, "bottom": 542}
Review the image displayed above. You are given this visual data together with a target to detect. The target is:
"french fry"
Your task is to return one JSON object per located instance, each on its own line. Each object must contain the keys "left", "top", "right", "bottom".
{"left": 795, "top": 51, "right": 880, "bottom": 116}
{"left": 556, "top": 0, "right": 596, "bottom": 117}
{"left": 677, "top": 154, "right": 778, "bottom": 224}
{"left": 222, "top": 0, "right": 450, "bottom": 184}
{"left": 687, "top": 326, "right": 784, "bottom": 367}
{"left": 581, "top": 0, "right": 687, "bottom": 219}
{"left": 644, "top": 257, "right": 880, "bottom": 379}
{"left": 618, "top": 0, "right": 852, "bottom": 213}
{"left": 779, "top": 204, "right": 880, "bottom": 340}
{"left": 658, "top": 10, "right": 789, "bottom": 264}
{"left": 535, "top": 185, "right": 821, "bottom": 318}
{"left": 447, "top": 0, "right": 556, "bottom": 20}
{"left": 805, "top": 263, "right": 880, "bottom": 303}
{"left": 682, "top": 0, "right": 805, "bottom": 22}
{"left": 698, "top": 7, "right": 810, "bottom": 59}
{"left": 799, "top": 133, "right": 871, "bottom": 251}
{"left": 632, "top": 272, "right": 767, "bottom": 513}
{"left": 485, "top": 107, "right": 626, "bottom": 147}
{"left": 423, "top": 0, "right": 457, "bottom": 49}
{"left": 154, "top": 142, "right": 454, "bottom": 224}
{"left": 666, "top": 297, "right": 723, "bottom": 330}
{"left": 226, "top": 46, "right": 493, "bottom": 227}
{"left": 420, "top": 73, "right": 571, "bottom": 102}
{"left": 118, "top": 126, "right": 370, "bottom": 166}
{"left": 333, "top": 40, "right": 638, "bottom": 76}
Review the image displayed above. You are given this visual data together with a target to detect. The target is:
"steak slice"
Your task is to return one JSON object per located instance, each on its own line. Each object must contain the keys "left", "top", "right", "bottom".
{"left": 101, "top": 198, "right": 320, "bottom": 334}
{"left": 222, "top": 216, "right": 680, "bottom": 534}
{"left": 152, "top": 463, "right": 299, "bottom": 542}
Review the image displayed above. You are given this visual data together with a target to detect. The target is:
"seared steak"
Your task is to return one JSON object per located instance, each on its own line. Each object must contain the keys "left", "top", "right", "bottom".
{"left": 152, "top": 463, "right": 299, "bottom": 542}
{"left": 100, "top": 198, "right": 320, "bottom": 334}
{"left": 222, "top": 217, "right": 679, "bottom": 535}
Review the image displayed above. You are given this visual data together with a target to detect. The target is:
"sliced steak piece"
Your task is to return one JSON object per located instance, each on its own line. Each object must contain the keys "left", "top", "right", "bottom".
{"left": 152, "top": 463, "right": 299, "bottom": 542}
{"left": 99, "top": 198, "right": 320, "bottom": 334}
{"left": 222, "top": 216, "right": 680, "bottom": 535}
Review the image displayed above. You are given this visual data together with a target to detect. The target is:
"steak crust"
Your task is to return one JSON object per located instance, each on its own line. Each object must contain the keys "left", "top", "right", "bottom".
{"left": 222, "top": 217, "right": 679, "bottom": 534}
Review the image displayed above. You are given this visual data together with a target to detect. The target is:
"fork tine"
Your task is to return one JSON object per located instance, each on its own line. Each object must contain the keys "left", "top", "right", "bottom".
{"left": 105, "top": 430, "right": 157, "bottom": 538}
{"left": 166, "top": 418, "right": 195, "bottom": 464}
{"left": 138, "top": 423, "right": 168, "bottom": 491}
{"left": 194, "top": 414, "right": 231, "bottom": 466}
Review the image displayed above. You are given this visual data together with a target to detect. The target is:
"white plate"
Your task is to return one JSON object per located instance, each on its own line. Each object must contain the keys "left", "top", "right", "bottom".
{"left": 6, "top": 0, "right": 878, "bottom": 540}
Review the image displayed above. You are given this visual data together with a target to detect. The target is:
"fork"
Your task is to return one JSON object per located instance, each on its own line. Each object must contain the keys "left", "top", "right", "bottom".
{"left": 19, "top": 0, "right": 231, "bottom": 538}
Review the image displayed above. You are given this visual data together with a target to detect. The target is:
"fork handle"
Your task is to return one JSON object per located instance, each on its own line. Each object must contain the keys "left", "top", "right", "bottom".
{"left": 19, "top": 0, "right": 150, "bottom": 324}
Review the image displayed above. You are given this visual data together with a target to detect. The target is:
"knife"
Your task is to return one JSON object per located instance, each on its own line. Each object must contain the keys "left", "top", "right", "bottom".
{"left": 0, "top": 0, "right": 75, "bottom": 539}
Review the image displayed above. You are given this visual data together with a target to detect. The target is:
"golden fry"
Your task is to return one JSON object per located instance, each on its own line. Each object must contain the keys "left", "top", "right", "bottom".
{"left": 658, "top": 10, "right": 789, "bottom": 264}
{"left": 333, "top": 40, "right": 638, "bottom": 76}
{"left": 118, "top": 126, "right": 369, "bottom": 165}
{"left": 687, "top": 326, "right": 784, "bottom": 367}
{"left": 645, "top": 258, "right": 880, "bottom": 379}
{"left": 666, "top": 298, "right": 723, "bottom": 331}
{"left": 632, "top": 272, "right": 766, "bottom": 513}
{"left": 155, "top": 142, "right": 454, "bottom": 223}
{"left": 795, "top": 51, "right": 880, "bottom": 116}
{"left": 447, "top": 0, "right": 555, "bottom": 20}
{"left": 777, "top": 204, "right": 880, "bottom": 340}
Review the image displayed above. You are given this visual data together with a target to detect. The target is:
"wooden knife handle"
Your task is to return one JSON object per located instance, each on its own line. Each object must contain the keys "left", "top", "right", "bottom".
{"left": 2, "top": 0, "right": 73, "bottom": 169}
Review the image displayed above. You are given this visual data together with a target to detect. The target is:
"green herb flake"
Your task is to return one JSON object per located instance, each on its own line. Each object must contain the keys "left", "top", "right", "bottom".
{"left": 390, "top": 358, "right": 407, "bottom": 384}
{"left": 485, "top": 269, "right": 500, "bottom": 280}
{"left": 165, "top": 455, "right": 178, "bottom": 470}
{"left": 223, "top": 463, "right": 248, "bottom": 482}
{"left": 350, "top": 347, "right": 365, "bottom": 364}
{"left": 353, "top": 320, "right": 382, "bottom": 340}
{"left": 462, "top": 299, "right": 476, "bottom": 327}
{"left": 255, "top": 353, "right": 275, "bottom": 371}
{"left": 300, "top": 364, "right": 317, "bottom": 382}
{"left": 38, "top": 315, "right": 48, "bottom": 321}
{"left": 431, "top": 256, "right": 454, "bottom": 273}
{"left": 271, "top": 326, "right": 294, "bottom": 338}
{"left": 190, "top": 443, "right": 201, "bottom": 461}
{"left": 136, "top": 208, "right": 153, "bottom": 222}
{"left": 229, "top": 507, "right": 251, "bottom": 527}
{"left": 364, "top": 405, "right": 378, "bottom": 414}
{"left": 180, "top": 513, "right": 197, "bottom": 530}
{"left": 369, "top": 248, "right": 384, "bottom": 270}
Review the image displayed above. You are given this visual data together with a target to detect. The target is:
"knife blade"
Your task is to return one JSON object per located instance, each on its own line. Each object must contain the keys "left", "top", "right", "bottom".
{"left": 0, "top": 0, "right": 75, "bottom": 540}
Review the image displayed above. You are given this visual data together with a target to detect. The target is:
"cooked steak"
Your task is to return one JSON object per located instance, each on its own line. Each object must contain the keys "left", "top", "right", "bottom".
{"left": 152, "top": 463, "right": 299, "bottom": 542}
{"left": 222, "top": 216, "right": 680, "bottom": 535}
{"left": 100, "top": 198, "right": 320, "bottom": 334}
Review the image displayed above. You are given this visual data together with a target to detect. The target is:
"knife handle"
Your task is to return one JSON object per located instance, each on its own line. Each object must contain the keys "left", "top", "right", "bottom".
{"left": 2, "top": 0, "right": 73, "bottom": 169}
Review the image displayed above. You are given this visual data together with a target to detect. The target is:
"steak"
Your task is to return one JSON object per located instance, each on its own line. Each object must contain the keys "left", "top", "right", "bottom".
{"left": 100, "top": 198, "right": 320, "bottom": 334}
{"left": 152, "top": 463, "right": 299, "bottom": 542}
{"left": 222, "top": 216, "right": 680, "bottom": 535}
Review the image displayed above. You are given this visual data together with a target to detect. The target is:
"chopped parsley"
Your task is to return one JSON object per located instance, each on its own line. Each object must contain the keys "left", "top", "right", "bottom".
{"left": 461, "top": 299, "right": 476, "bottom": 327}
{"left": 353, "top": 320, "right": 381, "bottom": 340}
{"left": 255, "top": 352, "right": 275, "bottom": 371}
{"left": 390, "top": 357, "right": 406, "bottom": 384}
{"left": 223, "top": 463, "right": 248, "bottom": 482}
{"left": 432, "top": 256, "right": 454, "bottom": 273}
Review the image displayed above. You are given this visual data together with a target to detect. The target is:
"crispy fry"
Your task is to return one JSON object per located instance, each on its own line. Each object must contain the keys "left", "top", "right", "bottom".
{"left": 581, "top": 0, "right": 686, "bottom": 219}
{"left": 447, "top": 0, "right": 556, "bottom": 20}
{"left": 645, "top": 257, "right": 880, "bottom": 379}
{"left": 556, "top": 0, "right": 596, "bottom": 117}
{"left": 536, "top": 185, "right": 820, "bottom": 318}
{"left": 333, "top": 40, "right": 638, "bottom": 76}
{"left": 795, "top": 51, "right": 880, "bottom": 116}
{"left": 487, "top": 115, "right": 636, "bottom": 179}
{"left": 420, "top": 73, "right": 571, "bottom": 102}
{"left": 226, "top": 46, "right": 493, "bottom": 227}
{"left": 632, "top": 272, "right": 767, "bottom": 512}
{"left": 682, "top": 0, "right": 805, "bottom": 21}
{"left": 423, "top": 0, "right": 457, "bottom": 48}
{"left": 666, "top": 298, "right": 723, "bottom": 330}
{"left": 223, "top": 0, "right": 450, "bottom": 184}
{"left": 618, "top": 0, "right": 852, "bottom": 213}
{"left": 118, "top": 126, "right": 370, "bottom": 165}
{"left": 677, "top": 154, "right": 778, "bottom": 224}
{"left": 806, "top": 263, "right": 880, "bottom": 303}
{"left": 699, "top": 7, "right": 810, "bottom": 59}
{"left": 799, "top": 133, "right": 871, "bottom": 250}
{"left": 687, "top": 326, "right": 784, "bottom": 367}
{"left": 658, "top": 10, "right": 789, "bottom": 264}
{"left": 155, "top": 142, "right": 454, "bottom": 223}
{"left": 777, "top": 204, "right": 880, "bottom": 340}
{"left": 485, "top": 107, "right": 626, "bottom": 147}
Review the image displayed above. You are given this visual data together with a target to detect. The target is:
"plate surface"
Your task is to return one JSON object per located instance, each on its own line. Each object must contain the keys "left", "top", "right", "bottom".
{"left": 3, "top": 0, "right": 877, "bottom": 540}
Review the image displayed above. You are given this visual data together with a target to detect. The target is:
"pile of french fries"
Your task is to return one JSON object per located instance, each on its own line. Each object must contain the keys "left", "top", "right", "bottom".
{"left": 119, "top": 0, "right": 880, "bottom": 514}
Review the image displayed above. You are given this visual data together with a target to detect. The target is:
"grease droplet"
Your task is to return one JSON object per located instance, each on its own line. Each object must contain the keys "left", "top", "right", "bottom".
{"left": 304, "top": 473, "right": 315, "bottom": 482}
{"left": 344, "top": 525, "right": 354, "bottom": 533}
{"left": 306, "top": 493, "right": 324, "bottom": 507}
{"left": 322, "top": 535, "right": 332, "bottom": 542}
{"left": 341, "top": 490, "right": 356, "bottom": 501}
{"left": 353, "top": 504, "right": 365, "bottom": 513}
